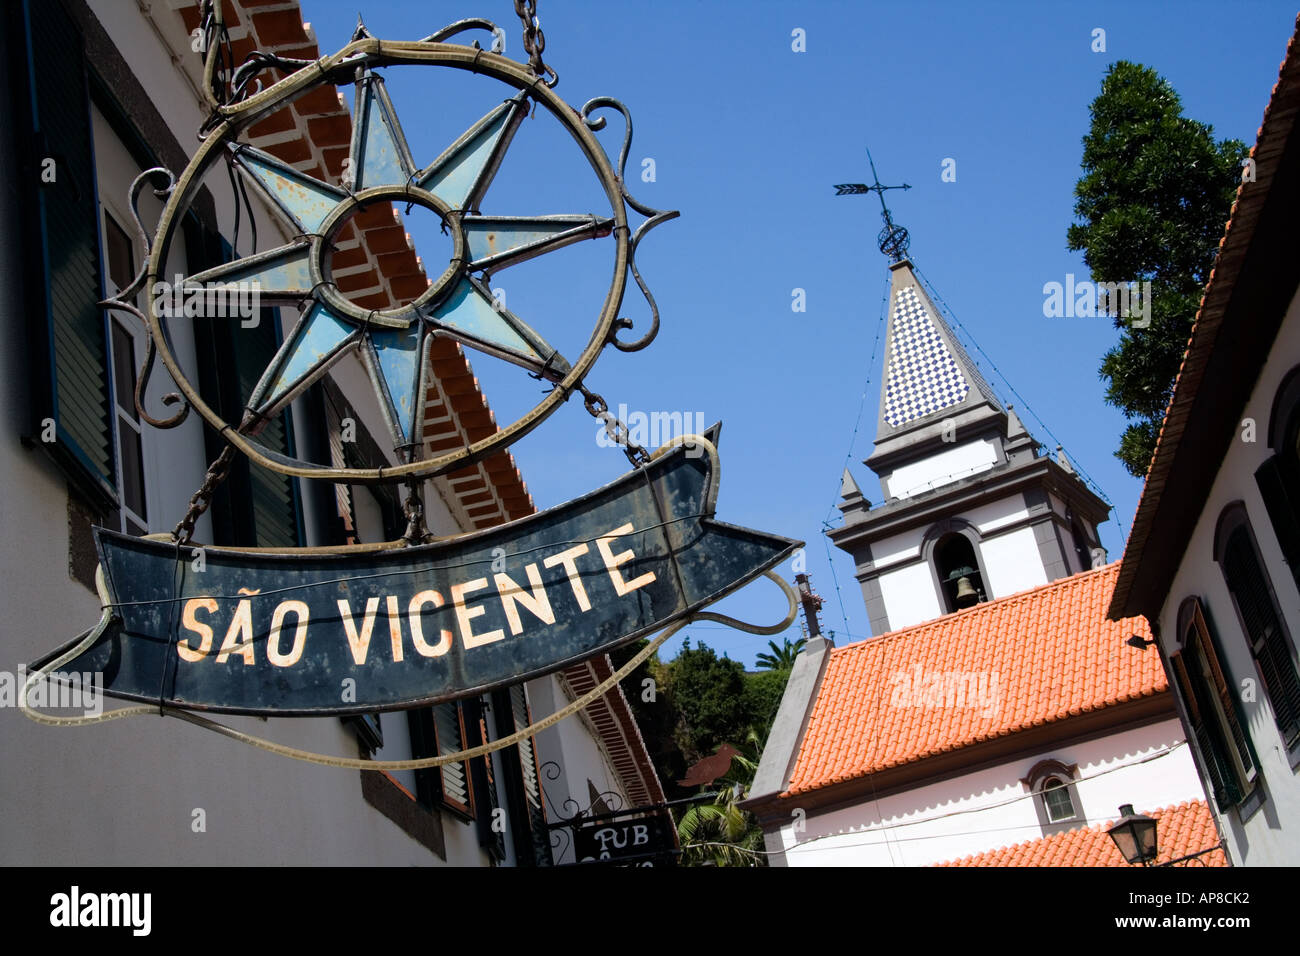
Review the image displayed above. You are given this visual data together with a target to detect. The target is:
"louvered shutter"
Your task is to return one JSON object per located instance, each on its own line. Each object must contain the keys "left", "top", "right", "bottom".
{"left": 1224, "top": 529, "right": 1300, "bottom": 747}
{"left": 185, "top": 217, "right": 302, "bottom": 549}
{"left": 322, "top": 384, "right": 356, "bottom": 544}
{"left": 1178, "top": 600, "right": 1258, "bottom": 812}
{"left": 1255, "top": 456, "right": 1300, "bottom": 588}
{"left": 465, "top": 699, "right": 507, "bottom": 861}
{"left": 433, "top": 702, "right": 473, "bottom": 815}
{"left": 510, "top": 684, "right": 553, "bottom": 865}
{"left": 14, "top": 0, "right": 115, "bottom": 504}
{"left": 1170, "top": 651, "right": 1238, "bottom": 811}
{"left": 231, "top": 312, "right": 302, "bottom": 548}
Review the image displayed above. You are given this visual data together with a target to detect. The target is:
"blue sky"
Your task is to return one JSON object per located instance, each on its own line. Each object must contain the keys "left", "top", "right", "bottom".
{"left": 301, "top": 0, "right": 1299, "bottom": 665}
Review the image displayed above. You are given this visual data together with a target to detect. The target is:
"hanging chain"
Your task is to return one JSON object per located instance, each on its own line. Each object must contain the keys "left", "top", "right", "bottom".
{"left": 402, "top": 482, "right": 432, "bottom": 544}
{"left": 578, "top": 385, "right": 651, "bottom": 468}
{"left": 173, "top": 444, "right": 238, "bottom": 545}
{"left": 513, "top": 0, "right": 557, "bottom": 87}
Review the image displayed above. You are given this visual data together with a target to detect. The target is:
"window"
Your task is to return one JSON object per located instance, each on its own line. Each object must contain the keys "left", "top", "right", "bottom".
{"left": 1169, "top": 598, "right": 1258, "bottom": 813}
{"left": 102, "top": 214, "right": 147, "bottom": 535}
{"left": 1215, "top": 505, "right": 1300, "bottom": 752}
{"left": 1041, "top": 777, "right": 1077, "bottom": 823}
{"left": 1022, "top": 759, "right": 1082, "bottom": 835}
{"left": 1256, "top": 365, "right": 1300, "bottom": 592}
{"left": 934, "top": 532, "right": 986, "bottom": 612}
{"left": 489, "top": 684, "right": 553, "bottom": 866}
{"left": 408, "top": 702, "right": 476, "bottom": 818}
{"left": 13, "top": 0, "right": 117, "bottom": 507}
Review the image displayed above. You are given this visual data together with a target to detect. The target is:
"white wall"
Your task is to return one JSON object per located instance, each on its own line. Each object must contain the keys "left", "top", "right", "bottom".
{"left": 528, "top": 673, "right": 631, "bottom": 864}
{"left": 885, "top": 439, "right": 998, "bottom": 500}
{"left": 878, "top": 561, "right": 943, "bottom": 631}
{"left": 1158, "top": 293, "right": 1300, "bottom": 866}
{"left": 770, "top": 719, "right": 1201, "bottom": 866}
{"left": 980, "top": 526, "right": 1049, "bottom": 598}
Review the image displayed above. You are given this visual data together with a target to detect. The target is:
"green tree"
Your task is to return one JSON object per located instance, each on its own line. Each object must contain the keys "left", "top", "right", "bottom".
{"left": 675, "top": 732, "right": 766, "bottom": 866}
{"left": 668, "top": 639, "right": 750, "bottom": 765}
{"left": 1068, "top": 61, "right": 1248, "bottom": 477}
{"left": 754, "top": 636, "right": 806, "bottom": 670}
{"left": 741, "top": 667, "right": 791, "bottom": 748}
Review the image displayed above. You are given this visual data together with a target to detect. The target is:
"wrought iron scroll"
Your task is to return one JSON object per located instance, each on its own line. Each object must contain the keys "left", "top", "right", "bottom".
{"left": 98, "top": 167, "right": 191, "bottom": 431}
{"left": 581, "top": 97, "right": 680, "bottom": 353}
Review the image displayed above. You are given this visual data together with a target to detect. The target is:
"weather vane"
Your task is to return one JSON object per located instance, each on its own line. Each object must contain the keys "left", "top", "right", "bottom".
{"left": 834, "top": 148, "right": 912, "bottom": 262}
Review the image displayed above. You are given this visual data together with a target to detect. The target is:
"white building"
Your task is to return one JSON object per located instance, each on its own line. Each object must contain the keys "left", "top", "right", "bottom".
{"left": 1107, "top": 17, "right": 1300, "bottom": 867}
{"left": 745, "top": 220, "right": 1218, "bottom": 867}
{"left": 0, "top": 0, "right": 663, "bottom": 865}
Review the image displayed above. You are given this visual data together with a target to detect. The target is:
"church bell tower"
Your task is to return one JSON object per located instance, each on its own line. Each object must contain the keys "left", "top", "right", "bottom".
{"left": 829, "top": 159, "right": 1110, "bottom": 636}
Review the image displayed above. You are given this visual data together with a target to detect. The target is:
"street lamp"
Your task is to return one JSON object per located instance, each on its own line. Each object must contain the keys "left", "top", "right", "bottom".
{"left": 1107, "top": 804, "right": 1158, "bottom": 866}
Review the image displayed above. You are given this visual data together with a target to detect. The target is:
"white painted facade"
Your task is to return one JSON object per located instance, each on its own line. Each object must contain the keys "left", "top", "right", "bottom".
{"left": 1155, "top": 294, "right": 1300, "bottom": 866}
{"left": 769, "top": 718, "right": 1201, "bottom": 867}
{"left": 884, "top": 439, "right": 998, "bottom": 500}
{"left": 877, "top": 561, "right": 943, "bottom": 631}
{"left": 0, "top": 0, "right": 645, "bottom": 866}
{"left": 980, "top": 526, "right": 1050, "bottom": 597}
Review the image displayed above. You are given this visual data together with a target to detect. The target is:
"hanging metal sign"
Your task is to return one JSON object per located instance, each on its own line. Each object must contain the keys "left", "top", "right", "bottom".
{"left": 572, "top": 812, "right": 677, "bottom": 866}
{"left": 38, "top": 436, "right": 796, "bottom": 715}
{"left": 24, "top": 3, "right": 802, "bottom": 760}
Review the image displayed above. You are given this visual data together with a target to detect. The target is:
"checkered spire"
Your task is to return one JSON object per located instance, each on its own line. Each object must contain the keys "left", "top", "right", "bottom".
{"left": 876, "top": 261, "right": 1002, "bottom": 438}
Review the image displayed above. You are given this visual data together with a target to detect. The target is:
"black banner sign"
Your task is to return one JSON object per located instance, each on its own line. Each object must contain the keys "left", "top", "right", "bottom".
{"left": 573, "top": 813, "right": 677, "bottom": 866}
{"left": 34, "top": 435, "right": 800, "bottom": 715}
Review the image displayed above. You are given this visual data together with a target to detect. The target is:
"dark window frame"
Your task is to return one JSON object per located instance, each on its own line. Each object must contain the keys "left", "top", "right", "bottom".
{"left": 1021, "top": 758, "right": 1083, "bottom": 836}
{"left": 1169, "top": 597, "right": 1262, "bottom": 816}
{"left": 1256, "top": 364, "right": 1300, "bottom": 593}
{"left": 10, "top": 0, "right": 119, "bottom": 512}
{"left": 408, "top": 702, "right": 477, "bottom": 821}
{"left": 1214, "top": 503, "right": 1300, "bottom": 760}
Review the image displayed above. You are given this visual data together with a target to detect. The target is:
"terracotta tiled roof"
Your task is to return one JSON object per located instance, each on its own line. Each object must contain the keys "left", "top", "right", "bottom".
{"left": 938, "top": 800, "right": 1226, "bottom": 867}
{"left": 785, "top": 564, "right": 1164, "bottom": 797}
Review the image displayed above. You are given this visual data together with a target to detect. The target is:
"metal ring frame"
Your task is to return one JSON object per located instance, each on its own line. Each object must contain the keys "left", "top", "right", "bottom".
{"left": 146, "top": 39, "right": 629, "bottom": 484}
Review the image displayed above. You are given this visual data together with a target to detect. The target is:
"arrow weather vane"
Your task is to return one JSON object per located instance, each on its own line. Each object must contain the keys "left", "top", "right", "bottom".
{"left": 834, "top": 148, "right": 912, "bottom": 262}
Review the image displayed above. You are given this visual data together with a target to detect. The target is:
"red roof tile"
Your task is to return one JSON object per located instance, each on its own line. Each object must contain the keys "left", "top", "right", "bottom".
{"left": 938, "top": 800, "right": 1226, "bottom": 866}
{"left": 786, "top": 564, "right": 1164, "bottom": 797}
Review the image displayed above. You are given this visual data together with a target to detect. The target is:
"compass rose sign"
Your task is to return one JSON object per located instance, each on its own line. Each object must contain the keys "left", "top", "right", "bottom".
{"left": 25, "top": 6, "right": 801, "bottom": 752}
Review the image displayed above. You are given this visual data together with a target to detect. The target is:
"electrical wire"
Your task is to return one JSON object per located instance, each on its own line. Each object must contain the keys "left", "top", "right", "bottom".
{"left": 911, "top": 264, "right": 1126, "bottom": 545}
{"left": 748, "top": 740, "right": 1189, "bottom": 860}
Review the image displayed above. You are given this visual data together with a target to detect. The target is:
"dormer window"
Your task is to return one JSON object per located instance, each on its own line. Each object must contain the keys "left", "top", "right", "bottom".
{"left": 1022, "top": 759, "right": 1083, "bottom": 835}
{"left": 1041, "top": 776, "right": 1077, "bottom": 823}
{"left": 935, "top": 533, "right": 986, "bottom": 612}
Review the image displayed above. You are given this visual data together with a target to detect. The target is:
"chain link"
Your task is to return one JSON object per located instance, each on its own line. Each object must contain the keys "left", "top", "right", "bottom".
{"left": 513, "top": 0, "right": 557, "bottom": 86}
{"left": 578, "top": 385, "right": 652, "bottom": 468}
{"left": 172, "top": 444, "right": 237, "bottom": 545}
